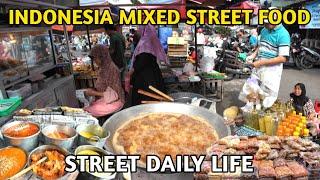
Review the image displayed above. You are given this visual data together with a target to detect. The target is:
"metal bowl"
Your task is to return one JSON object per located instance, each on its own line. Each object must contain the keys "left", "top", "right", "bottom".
{"left": 42, "top": 125, "right": 78, "bottom": 151}
{"left": 0, "top": 146, "right": 28, "bottom": 178}
{"left": 0, "top": 121, "right": 40, "bottom": 152}
{"left": 28, "top": 145, "right": 69, "bottom": 179}
{"left": 169, "top": 92, "right": 205, "bottom": 104}
{"left": 75, "top": 145, "right": 117, "bottom": 180}
{"left": 76, "top": 124, "right": 110, "bottom": 148}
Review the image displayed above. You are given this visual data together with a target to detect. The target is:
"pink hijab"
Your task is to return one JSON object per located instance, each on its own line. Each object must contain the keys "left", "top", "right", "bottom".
{"left": 90, "top": 45, "right": 124, "bottom": 103}
{"left": 130, "top": 24, "right": 168, "bottom": 69}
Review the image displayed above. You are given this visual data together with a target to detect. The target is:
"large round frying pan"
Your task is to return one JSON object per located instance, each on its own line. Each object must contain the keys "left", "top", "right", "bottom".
{"left": 102, "top": 102, "right": 230, "bottom": 153}
{"left": 102, "top": 103, "right": 230, "bottom": 180}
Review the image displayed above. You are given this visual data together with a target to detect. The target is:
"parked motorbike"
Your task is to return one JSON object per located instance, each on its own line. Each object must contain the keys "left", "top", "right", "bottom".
{"left": 299, "top": 44, "right": 320, "bottom": 69}
{"left": 214, "top": 40, "right": 253, "bottom": 81}
{"left": 285, "top": 33, "right": 303, "bottom": 69}
{"left": 289, "top": 33, "right": 320, "bottom": 69}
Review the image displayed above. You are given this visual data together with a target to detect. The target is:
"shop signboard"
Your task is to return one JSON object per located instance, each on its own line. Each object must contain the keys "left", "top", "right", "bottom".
{"left": 300, "top": 0, "right": 320, "bottom": 29}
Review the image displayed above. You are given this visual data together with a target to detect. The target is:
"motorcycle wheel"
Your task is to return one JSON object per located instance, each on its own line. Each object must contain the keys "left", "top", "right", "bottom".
{"left": 300, "top": 55, "right": 314, "bottom": 69}
{"left": 293, "top": 56, "right": 303, "bottom": 70}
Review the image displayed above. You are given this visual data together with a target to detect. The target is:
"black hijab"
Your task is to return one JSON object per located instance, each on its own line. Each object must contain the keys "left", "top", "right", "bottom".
{"left": 290, "top": 83, "right": 309, "bottom": 114}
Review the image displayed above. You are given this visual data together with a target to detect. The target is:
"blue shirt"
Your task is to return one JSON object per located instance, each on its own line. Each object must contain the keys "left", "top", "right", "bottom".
{"left": 258, "top": 24, "right": 291, "bottom": 60}
{"left": 249, "top": 35, "right": 258, "bottom": 46}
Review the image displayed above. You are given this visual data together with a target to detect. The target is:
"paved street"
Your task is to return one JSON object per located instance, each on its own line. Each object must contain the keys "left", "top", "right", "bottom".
{"left": 216, "top": 68, "right": 320, "bottom": 115}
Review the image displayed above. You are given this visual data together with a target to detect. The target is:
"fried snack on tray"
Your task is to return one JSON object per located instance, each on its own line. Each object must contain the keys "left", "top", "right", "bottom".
{"left": 252, "top": 160, "right": 261, "bottom": 168}
{"left": 235, "top": 140, "right": 249, "bottom": 150}
{"left": 258, "top": 166, "right": 276, "bottom": 178}
{"left": 206, "top": 144, "right": 226, "bottom": 159}
{"left": 245, "top": 147, "right": 258, "bottom": 155}
{"left": 257, "top": 135, "right": 269, "bottom": 141}
{"left": 267, "top": 136, "right": 281, "bottom": 144}
{"left": 259, "top": 160, "right": 274, "bottom": 168}
{"left": 287, "top": 161, "right": 309, "bottom": 178}
{"left": 270, "top": 143, "right": 281, "bottom": 149}
{"left": 31, "top": 150, "right": 66, "bottom": 180}
{"left": 16, "top": 109, "right": 33, "bottom": 116}
{"left": 273, "top": 158, "right": 287, "bottom": 168}
{"left": 266, "top": 149, "right": 279, "bottom": 160}
{"left": 222, "top": 166, "right": 241, "bottom": 178}
{"left": 275, "top": 166, "right": 293, "bottom": 179}
{"left": 255, "top": 153, "right": 268, "bottom": 160}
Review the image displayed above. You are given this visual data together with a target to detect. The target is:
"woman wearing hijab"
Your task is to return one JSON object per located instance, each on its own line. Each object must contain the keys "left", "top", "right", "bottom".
{"left": 125, "top": 24, "right": 168, "bottom": 106}
{"left": 290, "top": 83, "right": 316, "bottom": 120}
{"left": 84, "top": 45, "right": 124, "bottom": 119}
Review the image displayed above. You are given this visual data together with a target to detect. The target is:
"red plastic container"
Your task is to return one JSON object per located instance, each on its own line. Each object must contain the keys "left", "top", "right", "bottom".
{"left": 315, "top": 100, "right": 320, "bottom": 113}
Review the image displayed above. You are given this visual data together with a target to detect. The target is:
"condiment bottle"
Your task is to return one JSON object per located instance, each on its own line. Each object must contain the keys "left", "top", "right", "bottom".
{"left": 265, "top": 112, "right": 273, "bottom": 136}
{"left": 272, "top": 113, "right": 279, "bottom": 136}
{"left": 252, "top": 109, "right": 260, "bottom": 130}
{"left": 244, "top": 112, "right": 253, "bottom": 128}
{"left": 259, "top": 112, "right": 266, "bottom": 133}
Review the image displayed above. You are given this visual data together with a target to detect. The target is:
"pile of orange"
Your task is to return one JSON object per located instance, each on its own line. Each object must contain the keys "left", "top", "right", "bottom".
{"left": 277, "top": 112, "right": 309, "bottom": 137}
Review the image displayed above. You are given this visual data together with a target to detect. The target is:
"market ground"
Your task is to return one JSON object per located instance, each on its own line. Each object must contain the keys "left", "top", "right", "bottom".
{"left": 216, "top": 68, "right": 320, "bottom": 115}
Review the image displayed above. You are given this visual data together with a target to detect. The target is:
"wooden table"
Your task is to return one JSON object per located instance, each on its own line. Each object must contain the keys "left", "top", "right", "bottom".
{"left": 74, "top": 73, "right": 97, "bottom": 89}
{"left": 200, "top": 77, "right": 224, "bottom": 102}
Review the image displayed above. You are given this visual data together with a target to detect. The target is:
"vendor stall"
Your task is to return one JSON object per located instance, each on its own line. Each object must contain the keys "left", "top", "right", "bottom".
{"left": 0, "top": 0, "right": 78, "bottom": 127}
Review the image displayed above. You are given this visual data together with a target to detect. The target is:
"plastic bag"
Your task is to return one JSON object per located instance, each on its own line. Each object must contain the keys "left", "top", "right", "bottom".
{"left": 239, "top": 65, "right": 282, "bottom": 109}
{"left": 183, "top": 62, "right": 195, "bottom": 75}
{"left": 199, "top": 46, "right": 217, "bottom": 73}
{"left": 239, "top": 72, "right": 264, "bottom": 112}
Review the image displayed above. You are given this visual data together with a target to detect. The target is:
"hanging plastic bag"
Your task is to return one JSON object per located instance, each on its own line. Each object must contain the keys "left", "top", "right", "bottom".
{"left": 239, "top": 65, "right": 282, "bottom": 110}
{"left": 183, "top": 62, "right": 196, "bottom": 76}
{"left": 239, "top": 70, "right": 264, "bottom": 112}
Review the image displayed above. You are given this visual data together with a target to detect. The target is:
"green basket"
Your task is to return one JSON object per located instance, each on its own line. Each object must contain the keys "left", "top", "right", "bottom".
{"left": 0, "top": 97, "right": 22, "bottom": 117}
{"left": 200, "top": 73, "right": 225, "bottom": 80}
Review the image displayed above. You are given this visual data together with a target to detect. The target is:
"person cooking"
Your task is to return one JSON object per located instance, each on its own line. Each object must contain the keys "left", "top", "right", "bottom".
{"left": 84, "top": 45, "right": 124, "bottom": 121}
{"left": 125, "top": 24, "right": 168, "bottom": 106}
{"left": 290, "top": 83, "right": 316, "bottom": 120}
{"left": 240, "top": 7, "right": 291, "bottom": 108}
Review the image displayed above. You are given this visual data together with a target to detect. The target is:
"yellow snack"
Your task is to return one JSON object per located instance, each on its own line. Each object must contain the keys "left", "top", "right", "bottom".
{"left": 79, "top": 131, "right": 95, "bottom": 139}
{"left": 77, "top": 150, "right": 99, "bottom": 155}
